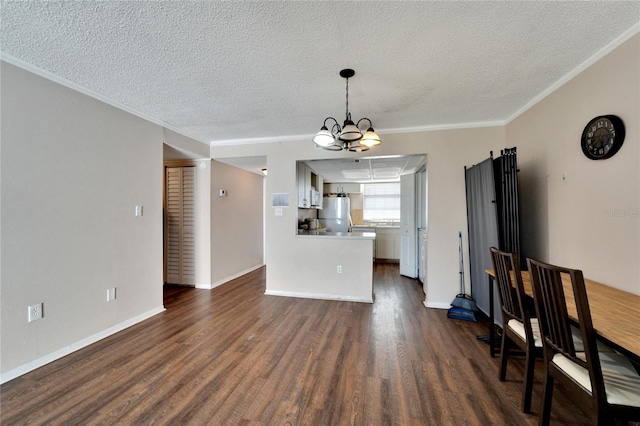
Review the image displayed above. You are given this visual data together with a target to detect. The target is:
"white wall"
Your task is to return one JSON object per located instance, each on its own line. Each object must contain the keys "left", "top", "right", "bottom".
{"left": 211, "top": 127, "right": 505, "bottom": 308}
{"left": 163, "top": 128, "right": 210, "bottom": 159}
{"left": 194, "top": 161, "right": 213, "bottom": 287}
{"left": 0, "top": 62, "right": 165, "bottom": 379}
{"left": 508, "top": 34, "right": 639, "bottom": 294}
{"left": 210, "top": 160, "right": 264, "bottom": 287}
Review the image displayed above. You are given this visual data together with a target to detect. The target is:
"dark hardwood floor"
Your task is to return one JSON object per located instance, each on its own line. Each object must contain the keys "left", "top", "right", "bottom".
{"left": 1, "top": 264, "right": 592, "bottom": 425}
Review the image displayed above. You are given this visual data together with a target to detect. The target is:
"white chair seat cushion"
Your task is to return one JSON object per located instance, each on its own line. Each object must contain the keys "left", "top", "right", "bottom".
{"left": 508, "top": 319, "right": 615, "bottom": 353}
{"left": 552, "top": 352, "right": 640, "bottom": 407}
{"left": 507, "top": 318, "right": 543, "bottom": 347}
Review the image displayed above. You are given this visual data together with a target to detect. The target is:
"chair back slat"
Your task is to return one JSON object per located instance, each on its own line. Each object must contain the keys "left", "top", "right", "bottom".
{"left": 528, "top": 260, "right": 579, "bottom": 360}
{"left": 490, "top": 248, "right": 533, "bottom": 339}
{"left": 547, "top": 268, "right": 575, "bottom": 355}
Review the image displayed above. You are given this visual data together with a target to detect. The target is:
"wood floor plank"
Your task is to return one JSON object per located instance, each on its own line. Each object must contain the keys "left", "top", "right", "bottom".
{"left": 1, "top": 264, "right": 597, "bottom": 425}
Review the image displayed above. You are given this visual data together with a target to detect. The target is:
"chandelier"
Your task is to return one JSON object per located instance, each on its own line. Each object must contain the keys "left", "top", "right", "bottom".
{"left": 313, "top": 69, "right": 382, "bottom": 152}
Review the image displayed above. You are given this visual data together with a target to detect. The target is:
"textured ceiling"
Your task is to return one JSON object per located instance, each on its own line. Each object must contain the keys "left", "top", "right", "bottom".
{"left": 1, "top": 2, "right": 639, "bottom": 146}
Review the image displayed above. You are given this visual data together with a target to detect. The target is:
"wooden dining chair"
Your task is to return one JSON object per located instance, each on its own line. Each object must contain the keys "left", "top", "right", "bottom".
{"left": 527, "top": 258, "right": 640, "bottom": 426}
{"left": 490, "top": 247, "right": 542, "bottom": 413}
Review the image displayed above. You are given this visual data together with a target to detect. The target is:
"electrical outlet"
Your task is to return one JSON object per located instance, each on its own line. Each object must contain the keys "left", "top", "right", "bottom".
{"left": 337, "top": 265, "right": 342, "bottom": 274}
{"left": 28, "top": 303, "right": 43, "bottom": 322}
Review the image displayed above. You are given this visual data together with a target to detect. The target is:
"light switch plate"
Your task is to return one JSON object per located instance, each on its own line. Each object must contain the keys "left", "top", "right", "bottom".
{"left": 107, "top": 287, "right": 116, "bottom": 302}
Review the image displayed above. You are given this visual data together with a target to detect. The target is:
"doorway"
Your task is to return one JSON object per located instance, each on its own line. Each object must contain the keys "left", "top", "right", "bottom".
{"left": 164, "top": 166, "right": 196, "bottom": 285}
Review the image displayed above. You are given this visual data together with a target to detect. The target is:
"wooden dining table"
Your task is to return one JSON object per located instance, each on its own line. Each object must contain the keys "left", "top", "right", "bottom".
{"left": 484, "top": 269, "right": 640, "bottom": 362}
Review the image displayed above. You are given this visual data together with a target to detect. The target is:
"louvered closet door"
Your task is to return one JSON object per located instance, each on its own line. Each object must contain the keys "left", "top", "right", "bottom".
{"left": 165, "top": 166, "right": 196, "bottom": 285}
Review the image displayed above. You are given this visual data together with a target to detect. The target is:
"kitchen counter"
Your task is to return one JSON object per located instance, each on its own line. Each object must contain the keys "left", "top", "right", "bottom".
{"left": 297, "top": 230, "right": 376, "bottom": 240}
{"left": 351, "top": 224, "right": 399, "bottom": 229}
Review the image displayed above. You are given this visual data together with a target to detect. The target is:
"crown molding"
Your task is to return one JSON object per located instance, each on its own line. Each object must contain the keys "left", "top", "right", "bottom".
{"left": 379, "top": 120, "right": 506, "bottom": 135}
{"left": 209, "top": 120, "right": 507, "bottom": 147}
{"left": 506, "top": 21, "right": 640, "bottom": 125}
{"left": 209, "top": 133, "right": 315, "bottom": 146}
{"left": 0, "top": 52, "right": 209, "bottom": 147}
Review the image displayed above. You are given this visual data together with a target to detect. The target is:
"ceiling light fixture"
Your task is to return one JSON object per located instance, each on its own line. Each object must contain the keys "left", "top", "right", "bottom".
{"left": 313, "top": 69, "right": 382, "bottom": 152}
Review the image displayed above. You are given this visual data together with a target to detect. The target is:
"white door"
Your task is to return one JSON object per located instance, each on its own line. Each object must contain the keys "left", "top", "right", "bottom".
{"left": 400, "top": 174, "right": 417, "bottom": 278}
{"left": 165, "top": 166, "right": 196, "bottom": 285}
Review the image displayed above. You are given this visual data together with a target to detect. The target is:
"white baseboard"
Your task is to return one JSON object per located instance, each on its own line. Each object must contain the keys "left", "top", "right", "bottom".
{"left": 265, "top": 289, "right": 373, "bottom": 304}
{"left": 424, "top": 301, "right": 451, "bottom": 310}
{"left": 0, "top": 306, "right": 166, "bottom": 384}
{"left": 196, "top": 264, "right": 264, "bottom": 290}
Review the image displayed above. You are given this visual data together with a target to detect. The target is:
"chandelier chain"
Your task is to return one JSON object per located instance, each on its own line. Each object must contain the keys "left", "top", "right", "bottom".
{"left": 345, "top": 77, "right": 349, "bottom": 121}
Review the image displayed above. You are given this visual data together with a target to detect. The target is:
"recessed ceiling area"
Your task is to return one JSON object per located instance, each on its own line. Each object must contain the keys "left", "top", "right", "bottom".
{"left": 1, "top": 2, "right": 639, "bottom": 145}
{"left": 305, "top": 155, "right": 426, "bottom": 183}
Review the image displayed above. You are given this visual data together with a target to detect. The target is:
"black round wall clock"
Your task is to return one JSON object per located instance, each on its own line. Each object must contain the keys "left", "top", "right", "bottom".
{"left": 581, "top": 115, "right": 625, "bottom": 160}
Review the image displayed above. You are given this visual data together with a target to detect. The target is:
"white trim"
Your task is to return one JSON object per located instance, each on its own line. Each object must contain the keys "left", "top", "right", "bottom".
{"left": 0, "top": 52, "right": 209, "bottom": 146}
{"left": 424, "top": 301, "right": 451, "bottom": 310}
{"left": 209, "top": 120, "right": 507, "bottom": 147}
{"left": 196, "top": 264, "right": 265, "bottom": 290}
{"left": 265, "top": 289, "right": 374, "bottom": 304}
{"left": 195, "top": 282, "right": 214, "bottom": 289}
{"left": 380, "top": 120, "right": 506, "bottom": 135}
{"left": 506, "top": 22, "right": 640, "bottom": 125}
{"left": 210, "top": 133, "right": 313, "bottom": 146}
{"left": 0, "top": 306, "right": 166, "bottom": 384}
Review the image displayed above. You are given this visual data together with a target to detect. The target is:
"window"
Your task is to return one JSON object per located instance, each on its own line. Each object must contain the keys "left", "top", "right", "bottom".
{"left": 363, "top": 183, "right": 401, "bottom": 223}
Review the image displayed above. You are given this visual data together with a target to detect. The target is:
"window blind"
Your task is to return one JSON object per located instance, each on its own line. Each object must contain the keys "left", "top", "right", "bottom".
{"left": 363, "top": 182, "right": 401, "bottom": 221}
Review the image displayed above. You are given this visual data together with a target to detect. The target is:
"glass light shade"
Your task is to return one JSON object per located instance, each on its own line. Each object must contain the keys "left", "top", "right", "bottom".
{"left": 313, "top": 127, "right": 336, "bottom": 147}
{"left": 339, "top": 121, "right": 363, "bottom": 141}
{"left": 347, "top": 141, "right": 369, "bottom": 152}
{"left": 321, "top": 143, "right": 343, "bottom": 151}
{"left": 360, "top": 127, "right": 382, "bottom": 147}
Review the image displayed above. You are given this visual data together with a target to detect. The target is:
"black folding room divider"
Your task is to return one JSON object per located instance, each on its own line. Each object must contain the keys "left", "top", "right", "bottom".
{"left": 493, "top": 147, "right": 521, "bottom": 258}
{"left": 465, "top": 148, "right": 521, "bottom": 327}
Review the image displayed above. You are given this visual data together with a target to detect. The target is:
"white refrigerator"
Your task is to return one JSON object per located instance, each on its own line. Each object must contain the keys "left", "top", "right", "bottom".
{"left": 318, "top": 197, "right": 351, "bottom": 232}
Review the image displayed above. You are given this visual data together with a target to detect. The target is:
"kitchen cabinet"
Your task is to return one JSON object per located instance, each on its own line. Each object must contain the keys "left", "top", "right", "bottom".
{"left": 324, "top": 183, "right": 362, "bottom": 194}
{"left": 297, "top": 163, "right": 310, "bottom": 207}
{"left": 375, "top": 227, "right": 401, "bottom": 261}
{"left": 313, "top": 174, "right": 323, "bottom": 209}
{"left": 297, "top": 163, "right": 323, "bottom": 209}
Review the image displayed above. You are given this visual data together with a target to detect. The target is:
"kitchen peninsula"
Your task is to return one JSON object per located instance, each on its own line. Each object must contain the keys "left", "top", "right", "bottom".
{"left": 266, "top": 229, "right": 375, "bottom": 303}
{"left": 286, "top": 161, "right": 389, "bottom": 304}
